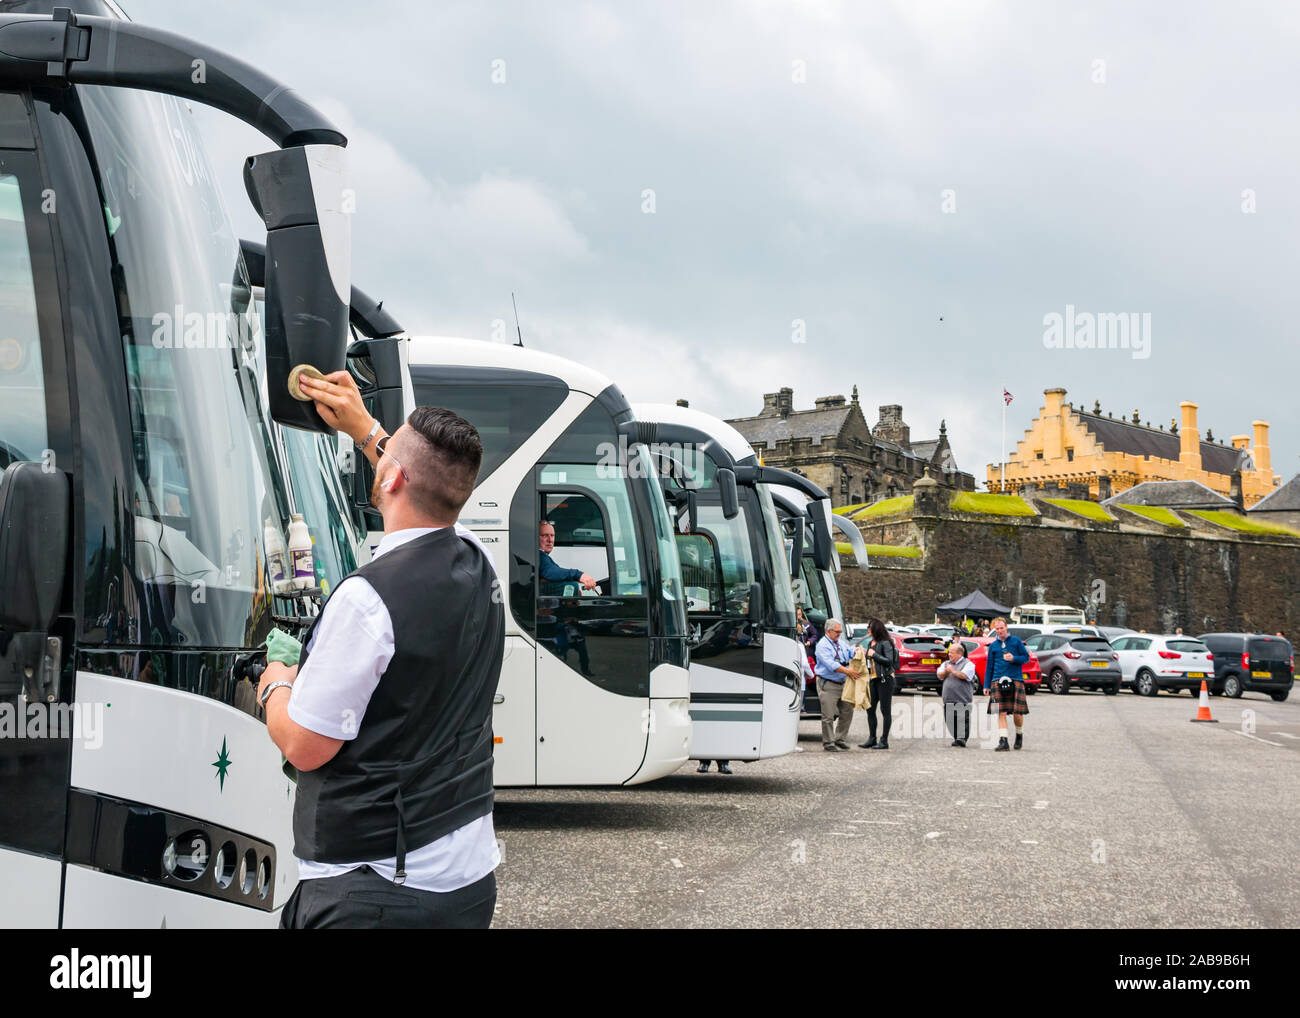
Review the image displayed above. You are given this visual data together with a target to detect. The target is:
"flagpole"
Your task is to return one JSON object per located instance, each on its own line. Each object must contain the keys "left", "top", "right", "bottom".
{"left": 1000, "top": 397, "right": 1006, "bottom": 492}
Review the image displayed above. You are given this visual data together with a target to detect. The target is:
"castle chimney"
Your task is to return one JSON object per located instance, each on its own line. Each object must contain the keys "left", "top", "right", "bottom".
{"left": 760, "top": 387, "right": 794, "bottom": 418}
{"left": 874, "top": 404, "right": 909, "bottom": 446}
{"left": 1179, "top": 401, "right": 1201, "bottom": 471}
{"left": 1252, "top": 420, "right": 1271, "bottom": 478}
{"left": 1042, "top": 388, "right": 1067, "bottom": 461}
{"left": 1230, "top": 434, "right": 1250, "bottom": 451}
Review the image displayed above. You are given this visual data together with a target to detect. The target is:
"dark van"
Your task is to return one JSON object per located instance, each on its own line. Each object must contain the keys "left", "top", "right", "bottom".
{"left": 1197, "top": 633, "right": 1293, "bottom": 701}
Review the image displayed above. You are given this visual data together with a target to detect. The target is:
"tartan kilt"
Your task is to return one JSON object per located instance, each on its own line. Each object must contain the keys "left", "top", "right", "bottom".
{"left": 986, "top": 679, "right": 1029, "bottom": 716}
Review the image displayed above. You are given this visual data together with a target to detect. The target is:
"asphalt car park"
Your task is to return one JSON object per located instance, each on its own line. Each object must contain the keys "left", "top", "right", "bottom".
{"left": 492, "top": 688, "right": 1299, "bottom": 927}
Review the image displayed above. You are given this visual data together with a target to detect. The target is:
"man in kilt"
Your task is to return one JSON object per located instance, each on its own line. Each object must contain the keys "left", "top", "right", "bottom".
{"left": 984, "top": 617, "right": 1030, "bottom": 751}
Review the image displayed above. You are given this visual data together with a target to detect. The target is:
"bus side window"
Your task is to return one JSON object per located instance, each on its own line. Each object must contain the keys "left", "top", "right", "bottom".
{"left": 676, "top": 532, "right": 722, "bottom": 612}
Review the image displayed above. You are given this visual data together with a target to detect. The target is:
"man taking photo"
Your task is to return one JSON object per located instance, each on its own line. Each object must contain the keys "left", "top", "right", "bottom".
{"left": 257, "top": 370, "right": 505, "bottom": 928}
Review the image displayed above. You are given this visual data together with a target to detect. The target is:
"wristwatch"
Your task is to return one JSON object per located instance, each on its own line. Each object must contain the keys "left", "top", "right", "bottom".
{"left": 358, "top": 419, "right": 381, "bottom": 451}
{"left": 259, "top": 681, "right": 293, "bottom": 708}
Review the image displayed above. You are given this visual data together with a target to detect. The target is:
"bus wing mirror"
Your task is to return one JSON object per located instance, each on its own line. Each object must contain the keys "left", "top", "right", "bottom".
{"left": 245, "top": 145, "right": 351, "bottom": 434}
{"left": 717, "top": 468, "right": 739, "bottom": 520}
{"left": 340, "top": 337, "right": 409, "bottom": 528}
{"left": 670, "top": 488, "right": 698, "bottom": 533}
{"left": 747, "top": 582, "right": 764, "bottom": 624}
{"left": 0, "top": 463, "right": 68, "bottom": 633}
{"left": 786, "top": 517, "right": 806, "bottom": 576}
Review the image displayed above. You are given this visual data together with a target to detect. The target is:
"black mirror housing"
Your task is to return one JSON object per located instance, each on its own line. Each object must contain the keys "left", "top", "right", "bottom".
{"left": 717, "top": 467, "right": 739, "bottom": 520}
{"left": 245, "top": 145, "right": 351, "bottom": 434}
{"left": 786, "top": 517, "right": 805, "bottom": 575}
{"left": 342, "top": 338, "right": 407, "bottom": 523}
{"left": 747, "top": 581, "right": 764, "bottom": 624}
{"left": 0, "top": 463, "right": 69, "bottom": 632}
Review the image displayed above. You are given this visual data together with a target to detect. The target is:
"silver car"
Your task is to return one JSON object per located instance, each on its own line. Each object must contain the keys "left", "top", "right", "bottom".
{"left": 1023, "top": 633, "right": 1122, "bottom": 695}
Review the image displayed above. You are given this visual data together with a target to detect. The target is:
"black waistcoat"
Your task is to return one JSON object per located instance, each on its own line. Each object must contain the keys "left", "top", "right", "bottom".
{"left": 292, "top": 527, "right": 505, "bottom": 878}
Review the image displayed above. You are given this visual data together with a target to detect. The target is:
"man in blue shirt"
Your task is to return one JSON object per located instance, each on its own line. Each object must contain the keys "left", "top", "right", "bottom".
{"left": 985, "top": 617, "right": 1030, "bottom": 751}
{"left": 814, "top": 618, "right": 855, "bottom": 751}
{"left": 539, "top": 521, "right": 597, "bottom": 591}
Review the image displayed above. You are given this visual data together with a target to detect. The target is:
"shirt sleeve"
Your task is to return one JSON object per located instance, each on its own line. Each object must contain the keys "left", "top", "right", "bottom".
{"left": 539, "top": 551, "right": 582, "bottom": 582}
{"left": 287, "top": 577, "right": 395, "bottom": 740}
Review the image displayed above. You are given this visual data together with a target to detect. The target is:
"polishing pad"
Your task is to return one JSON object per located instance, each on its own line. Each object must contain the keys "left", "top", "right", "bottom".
{"left": 288, "top": 363, "right": 326, "bottom": 401}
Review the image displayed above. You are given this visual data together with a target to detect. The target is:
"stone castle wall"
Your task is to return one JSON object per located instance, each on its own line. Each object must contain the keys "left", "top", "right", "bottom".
{"left": 836, "top": 500, "right": 1300, "bottom": 635}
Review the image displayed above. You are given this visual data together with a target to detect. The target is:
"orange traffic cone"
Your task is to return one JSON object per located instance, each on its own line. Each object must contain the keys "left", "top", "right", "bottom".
{"left": 1189, "top": 679, "right": 1218, "bottom": 723}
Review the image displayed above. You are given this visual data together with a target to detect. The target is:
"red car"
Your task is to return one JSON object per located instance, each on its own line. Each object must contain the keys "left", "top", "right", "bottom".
{"left": 850, "top": 633, "right": 949, "bottom": 692}
{"left": 959, "top": 637, "right": 1041, "bottom": 693}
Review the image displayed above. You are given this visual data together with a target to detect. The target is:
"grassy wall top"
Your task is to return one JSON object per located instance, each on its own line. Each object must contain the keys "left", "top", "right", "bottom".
{"left": 1186, "top": 509, "right": 1300, "bottom": 538}
{"left": 1113, "top": 504, "right": 1186, "bottom": 528}
{"left": 847, "top": 495, "right": 915, "bottom": 519}
{"left": 1042, "top": 497, "right": 1114, "bottom": 523}
{"left": 835, "top": 541, "right": 922, "bottom": 558}
{"left": 950, "top": 492, "right": 1036, "bottom": 517}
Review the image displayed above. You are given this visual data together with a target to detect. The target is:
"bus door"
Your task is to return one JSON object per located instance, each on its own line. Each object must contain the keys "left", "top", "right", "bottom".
{"left": 0, "top": 117, "right": 75, "bottom": 929}
{"left": 529, "top": 470, "right": 652, "bottom": 785}
{"left": 677, "top": 519, "right": 764, "bottom": 760}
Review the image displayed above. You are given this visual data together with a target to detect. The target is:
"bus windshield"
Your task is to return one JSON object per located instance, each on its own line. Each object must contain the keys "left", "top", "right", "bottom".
{"left": 632, "top": 444, "right": 687, "bottom": 638}
{"left": 79, "top": 83, "right": 279, "bottom": 647}
{"left": 755, "top": 484, "right": 797, "bottom": 627}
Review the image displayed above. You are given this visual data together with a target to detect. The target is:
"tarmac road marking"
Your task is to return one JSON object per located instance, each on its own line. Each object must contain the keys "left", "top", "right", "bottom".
{"left": 1231, "top": 730, "right": 1284, "bottom": 748}
{"left": 1021, "top": 840, "right": 1039, "bottom": 845}
{"left": 670, "top": 858, "right": 683, "bottom": 868}
{"left": 1275, "top": 732, "right": 1299, "bottom": 740}
{"left": 949, "top": 779, "right": 1008, "bottom": 784}
{"left": 851, "top": 820, "right": 903, "bottom": 825}
{"left": 1033, "top": 801, "right": 1049, "bottom": 809}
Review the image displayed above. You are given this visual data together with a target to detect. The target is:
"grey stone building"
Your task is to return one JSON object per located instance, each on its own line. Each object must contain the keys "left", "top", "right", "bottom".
{"left": 1249, "top": 473, "right": 1300, "bottom": 532}
{"left": 726, "top": 386, "right": 975, "bottom": 508}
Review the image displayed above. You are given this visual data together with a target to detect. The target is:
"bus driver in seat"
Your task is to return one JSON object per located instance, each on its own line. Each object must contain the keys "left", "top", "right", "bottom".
{"left": 539, "top": 521, "right": 598, "bottom": 591}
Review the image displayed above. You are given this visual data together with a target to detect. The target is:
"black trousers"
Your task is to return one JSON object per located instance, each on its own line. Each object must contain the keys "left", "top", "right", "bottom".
{"left": 866, "top": 675, "right": 894, "bottom": 740}
{"left": 279, "top": 866, "right": 497, "bottom": 929}
{"left": 944, "top": 701, "right": 972, "bottom": 741}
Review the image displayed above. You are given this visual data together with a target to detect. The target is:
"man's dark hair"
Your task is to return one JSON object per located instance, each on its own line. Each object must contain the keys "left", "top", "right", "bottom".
{"left": 399, "top": 406, "right": 483, "bottom": 521}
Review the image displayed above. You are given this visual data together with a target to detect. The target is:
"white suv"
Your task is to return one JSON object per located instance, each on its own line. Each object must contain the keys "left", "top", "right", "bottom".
{"left": 1112, "top": 635, "right": 1215, "bottom": 696}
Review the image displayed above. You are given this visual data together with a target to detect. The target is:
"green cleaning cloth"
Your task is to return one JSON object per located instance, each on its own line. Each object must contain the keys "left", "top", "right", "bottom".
{"left": 265, "top": 627, "right": 303, "bottom": 666}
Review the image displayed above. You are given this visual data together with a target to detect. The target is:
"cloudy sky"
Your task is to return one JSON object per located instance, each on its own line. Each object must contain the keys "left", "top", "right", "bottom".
{"left": 129, "top": 0, "right": 1300, "bottom": 487}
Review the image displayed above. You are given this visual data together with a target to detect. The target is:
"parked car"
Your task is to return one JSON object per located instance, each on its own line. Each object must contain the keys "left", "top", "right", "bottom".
{"left": 851, "top": 632, "right": 948, "bottom": 692}
{"left": 1197, "top": 633, "right": 1293, "bottom": 701}
{"left": 958, "top": 637, "right": 1042, "bottom": 693}
{"left": 1096, "top": 626, "right": 1137, "bottom": 643}
{"left": 1111, "top": 634, "right": 1215, "bottom": 695}
{"left": 1006, "top": 623, "right": 1103, "bottom": 642}
{"left": 1023, "top": 632, "right": 1122, "bottom": 694}
{"left": 913, "top": 624, "right": 958, "bottom": 641}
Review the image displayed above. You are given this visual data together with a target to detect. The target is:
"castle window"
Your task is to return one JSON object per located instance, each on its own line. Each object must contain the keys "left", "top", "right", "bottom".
{"left": 1066, "top": 447, "right": 1074, "bottom": 462}
{"left": 1035, "top": 450, "right": 1044, "bottom": 460}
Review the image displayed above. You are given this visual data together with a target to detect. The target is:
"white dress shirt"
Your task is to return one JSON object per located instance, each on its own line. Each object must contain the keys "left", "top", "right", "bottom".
{"left": 289, "top": 524, "right": 501, "bottom": 892}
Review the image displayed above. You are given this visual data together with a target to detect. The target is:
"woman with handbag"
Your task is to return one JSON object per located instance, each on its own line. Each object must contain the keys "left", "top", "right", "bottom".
{"left": 858, "top": 618, "right": 898, "bottom": 750}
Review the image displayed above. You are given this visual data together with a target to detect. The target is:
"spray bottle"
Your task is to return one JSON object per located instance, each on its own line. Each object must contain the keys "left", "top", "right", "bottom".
{"left": 288, "top": 513, "right": 314, "bottom": 589}
{"left": 265, "top": 517, "right": 289, "bottom": 592}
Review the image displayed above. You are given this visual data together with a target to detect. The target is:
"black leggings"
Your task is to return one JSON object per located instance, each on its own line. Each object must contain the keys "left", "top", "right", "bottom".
{"left": 866, "top": 675, "right": 894, "bottom": 740}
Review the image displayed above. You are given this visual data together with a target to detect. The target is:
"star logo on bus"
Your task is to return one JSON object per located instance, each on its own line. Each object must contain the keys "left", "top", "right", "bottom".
{"left": 212, "top": 737, "right": 232, "bottom": 792}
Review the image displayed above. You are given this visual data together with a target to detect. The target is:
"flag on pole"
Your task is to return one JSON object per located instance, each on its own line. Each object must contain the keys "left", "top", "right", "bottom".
{"left": 1002, "top": 388, "right": 1014, "bottom": 406}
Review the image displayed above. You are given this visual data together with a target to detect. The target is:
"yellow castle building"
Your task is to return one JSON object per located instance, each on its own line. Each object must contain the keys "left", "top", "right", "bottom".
{"left": 987, "top": 387, "right": 1280, "bottom": 506}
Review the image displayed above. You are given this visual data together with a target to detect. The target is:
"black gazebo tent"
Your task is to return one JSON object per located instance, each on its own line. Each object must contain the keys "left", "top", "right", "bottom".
{"left": 935, "top": 589, "right": 1012, "bottom": 619}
